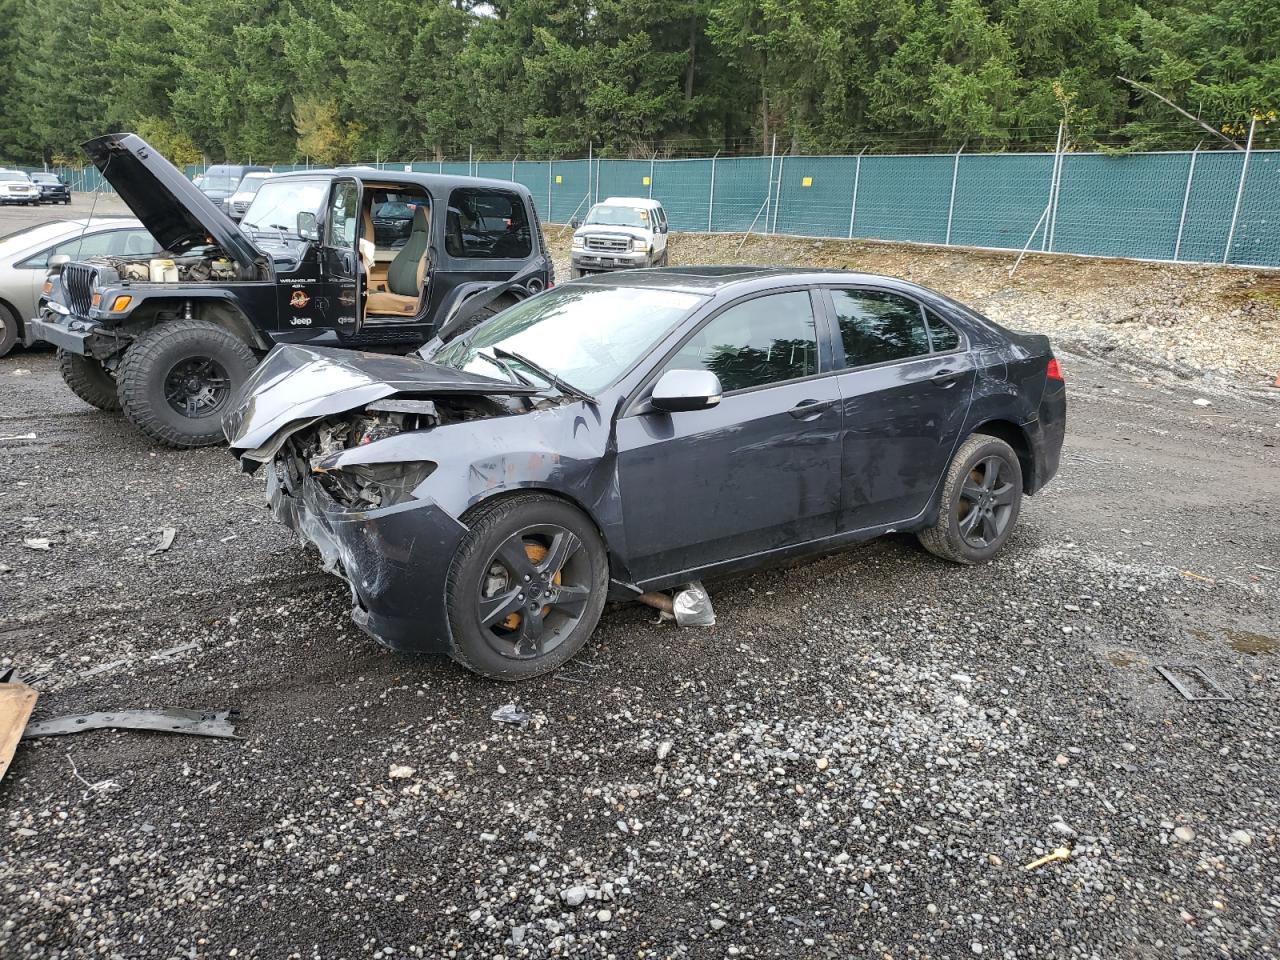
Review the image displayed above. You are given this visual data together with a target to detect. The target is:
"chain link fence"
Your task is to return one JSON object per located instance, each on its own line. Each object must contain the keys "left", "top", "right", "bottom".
{"left": 21, "top": 145, "right": 1280, "bottom": 268}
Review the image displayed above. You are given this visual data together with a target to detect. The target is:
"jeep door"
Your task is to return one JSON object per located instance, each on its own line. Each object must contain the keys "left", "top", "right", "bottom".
{"left": 320, "top": 178, "right": 364, "bottom": 336}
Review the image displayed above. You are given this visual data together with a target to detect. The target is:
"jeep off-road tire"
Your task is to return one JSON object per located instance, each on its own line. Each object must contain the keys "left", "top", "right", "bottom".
{"left": 917, "top": 433, "right": 1023, "bottom": 564}
{"left": 444, "top": 493, "right": 608, "bottom": 681}
{"left": 58, "top": 351, "right": 121, "bottom": 411}
{"left": 0, "top": 302, "right": 18, "bottom": 357}
{"left": 117, "top": 318, "right": 257, "bottom": 448}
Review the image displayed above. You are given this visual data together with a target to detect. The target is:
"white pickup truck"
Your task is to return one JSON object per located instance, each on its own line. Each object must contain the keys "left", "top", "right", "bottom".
{"left": 569, "top": 197, "right": 669, "bottom": 277}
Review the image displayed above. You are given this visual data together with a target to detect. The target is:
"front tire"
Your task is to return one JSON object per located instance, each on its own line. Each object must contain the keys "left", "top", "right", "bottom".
{"left": 0, "top": 303, "right": 17, "bottom": 357}
{"left": 444, "top": 493, "right": 608, "bottom": 680}
{"left": 117, "top": 319, "right": 257, "bottom": 447}
{"left": 917, "top": 433, "right": 1023, "bottom": 564}
{"left": 58, "top": 351, "right": 121, "bottom": 410}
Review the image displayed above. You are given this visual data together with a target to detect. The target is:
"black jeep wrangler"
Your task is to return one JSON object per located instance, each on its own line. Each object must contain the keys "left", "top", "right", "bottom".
{"left": 26, "top": 133, "right": 554, "bottom": 446}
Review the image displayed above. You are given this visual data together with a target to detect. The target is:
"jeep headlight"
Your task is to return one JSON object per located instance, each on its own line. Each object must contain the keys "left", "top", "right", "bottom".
{"left": 632, "top": 238, "right": 648, "bottom": 252}
{"left": 571, "top": 235, "right": 584, "bottom": 250}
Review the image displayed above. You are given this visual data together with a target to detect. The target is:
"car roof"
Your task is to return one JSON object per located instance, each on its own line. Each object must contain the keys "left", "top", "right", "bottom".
{"left": 571, "top": 266, "right": 931, "bottom": 296}
{"left": 267, "top": 167, "right": 534, "bottom": 197}
{"left": 0, "top": 217, "right": 143, "bottom": 255}
{"left": 597, "top": 197, "right": 662, "bottom": 208}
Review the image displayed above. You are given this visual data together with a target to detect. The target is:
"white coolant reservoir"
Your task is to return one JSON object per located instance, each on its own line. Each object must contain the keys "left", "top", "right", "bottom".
{"left": 149, "top": 258, "right": 178, "bottom": 282}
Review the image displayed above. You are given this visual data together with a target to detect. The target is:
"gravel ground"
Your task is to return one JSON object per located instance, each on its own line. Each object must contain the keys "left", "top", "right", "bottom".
{"left": 2, "top": 206, "right": 1280, "bottom": 958}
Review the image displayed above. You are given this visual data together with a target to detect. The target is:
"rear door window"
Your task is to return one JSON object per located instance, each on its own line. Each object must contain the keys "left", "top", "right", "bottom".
{"left": 925, "top": 308, "right": 961, "bottom": 351}
{"left": 830, "top": 289, "right": 932, "bottom": 368}
{"left": 446, "top": 188, "right": 531, "bottom": 259}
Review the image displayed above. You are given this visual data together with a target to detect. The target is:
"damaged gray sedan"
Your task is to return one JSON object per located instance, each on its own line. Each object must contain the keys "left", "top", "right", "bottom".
{"left": 225, "top": 267, "right": 1065, "bottom": 679}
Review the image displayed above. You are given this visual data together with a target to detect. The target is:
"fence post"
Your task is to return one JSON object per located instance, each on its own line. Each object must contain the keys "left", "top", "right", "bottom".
{"left": 945, "top": 143, "right": 964, "bottom": 245}
{"left": 764, "top": 134, "right": 777, "bottom": 234}
{"left": 547, "top": 160, "right": 553, "bottom": 222}
{"left": 772, "top": 152, "right": 785, "bottom": 234}
{"left": 707, "top": 151, "right": 719, "bottom": 232}
{"left": 648, "top": 156, "right": 654, "bottom": 199}
{"left": 1047, "top": 122, "right": 1065, "bottom": 253}
{"left": 1173, "top": 144, "right": 1199, "bottom": 263}
{"left": 1043, "top": 122, "right": 1063, "bottom": 253}
{"left": 1223, "top": 116, "right": 1257, "bottom": 265}
{"left": 848, "top": 147, "right": 866, "bottom": 239}
{"left": 587, "top": 141, "right": 593, "bottom": 211}
{"left": 511, "top": 155, "right": 517, "bottom": 181}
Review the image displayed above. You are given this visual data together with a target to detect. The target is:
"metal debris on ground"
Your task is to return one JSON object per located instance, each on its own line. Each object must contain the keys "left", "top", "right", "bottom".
{"left": 81, "top": 641, "right": 200, "bottom": 678}
{"left": 1022, "top": 847, "right": 1071, "bottom": 871}
{"left": 0, "top": 432, "right": 37, "bottom": 441}
{"left": 0, "top": 669, "right": 39, "bottom": 782}
{"left": 22, "top": 708, "right": 239, "bottom": 740}
{"left": 65, "top": 752, "right": 120, "bottom": 800}
{"left": 491, "top": 703, "right": 531, "bottom": 727}
{"left": 1155, "top": 664, "right": 1232, "bottom": 702}
{"left": 148, "top": 527, "right": 178, "bottom": 555}
{"left": 22, "top": 538, "right": 51, "bottom": 551}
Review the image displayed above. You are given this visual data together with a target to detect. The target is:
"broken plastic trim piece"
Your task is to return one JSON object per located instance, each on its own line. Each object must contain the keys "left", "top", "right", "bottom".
{"left": 22, "top": 708, "right": 239, "bottom": 740}
{"left": 1154, "top": 664, "right": 1232, "bottom": 702}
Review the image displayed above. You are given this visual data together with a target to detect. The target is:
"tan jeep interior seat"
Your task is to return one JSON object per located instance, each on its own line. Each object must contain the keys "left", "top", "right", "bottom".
{"left": 365, "top": 205, "right": 430, "bottom": 317}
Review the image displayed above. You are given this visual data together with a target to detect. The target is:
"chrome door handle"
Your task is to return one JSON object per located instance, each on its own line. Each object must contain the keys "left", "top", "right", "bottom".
{"left": 789, "top": 398, "right": 836, "bottom": 419}
{"left": 931, "top": 369, "right": 959, "bottom": 388}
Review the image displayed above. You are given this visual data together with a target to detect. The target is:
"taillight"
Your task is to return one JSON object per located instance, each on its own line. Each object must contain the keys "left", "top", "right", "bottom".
{"left": 1046, "top": 357, "right": 1063, "bottom": 382}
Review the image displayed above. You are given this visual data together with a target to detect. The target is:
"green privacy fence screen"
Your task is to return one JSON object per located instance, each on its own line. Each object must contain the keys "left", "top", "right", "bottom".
{"left": 31, "top": 148, "right": 1280, "bottom": 268}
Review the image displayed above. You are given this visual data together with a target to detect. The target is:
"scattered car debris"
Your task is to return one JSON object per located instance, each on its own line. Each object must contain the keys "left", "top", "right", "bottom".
{"left": 22, "top": 538, "right": 51, "bottom": 551}
{"left": 1154, "top": 664, "right": 1232, "bottom": 702}
{"left": 1022, "top": 846, "right": 1071, "bottom": 871}
{"left": 491, "top": 703, "right": 531, "bottom": 727}
{"left": 22, "top": 708, "right": 238, "bottom": 740}
{"left": 65, "top": 752, "right": 120, "bottom": 801}
{"left": 148, "top": 526, "right": 177, "bottom": 555}
{"left": 388, "top": 764, "right": 416, "bottom": 779}
{"left": 0, "top": 669, "right": 39, "bottom": 782}
{"left": 637, "top": 581, "right": 716, "bottom": 626}
{"left": 0, "top": 563, "right": 12, "bottom": 574}
{"left": 1192, "top": 397, "right": 1212, "bottom": 407}
{"left": 80, "top": 641, "right": 200, "bottom": 678}
{"left": 0, "top": 432, "right": 36, "bottom": 441}
{"left": 673, "top": 581, "right": 716, "bottom": 626}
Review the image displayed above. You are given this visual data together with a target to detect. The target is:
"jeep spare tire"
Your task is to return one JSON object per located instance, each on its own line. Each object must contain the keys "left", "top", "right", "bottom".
{"left": 117, "top": 319, "right": 257, "bottom": 447}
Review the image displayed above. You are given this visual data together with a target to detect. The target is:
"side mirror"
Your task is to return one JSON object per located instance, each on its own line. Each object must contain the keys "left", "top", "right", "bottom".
{"left": 47, "top": 254, "right": 70, "bottom": 275}
{"left": 570, "top": 217, "right": 581, "bottom": 229}
{"left": 650, "top": 369, "right": 722, "bottom": 413}
{"left": 297, "top": 211, "right": 319, "bottom": 241}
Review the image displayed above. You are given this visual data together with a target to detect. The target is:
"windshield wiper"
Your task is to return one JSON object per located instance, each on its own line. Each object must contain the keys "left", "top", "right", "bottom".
{"left": 475, "top": 350, "right": 533, "bottom": 387}
{"left": 492, "top": 347, "right": 595, "bottom": 404}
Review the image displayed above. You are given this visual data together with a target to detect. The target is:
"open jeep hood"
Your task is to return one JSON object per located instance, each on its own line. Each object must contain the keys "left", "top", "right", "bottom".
{"left": 223, "top": 344, "right": 541, "bottom": 464}
{"left": 81, "top": 133, "right": 264, "bottom": 274}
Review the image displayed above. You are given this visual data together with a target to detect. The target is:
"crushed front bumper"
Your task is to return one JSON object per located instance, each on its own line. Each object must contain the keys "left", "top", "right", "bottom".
{"left": 267, "top": 464, "right": 469, "bottom": 653}
{"left": 24, "top": 312, "right": 95, "bottom": 353}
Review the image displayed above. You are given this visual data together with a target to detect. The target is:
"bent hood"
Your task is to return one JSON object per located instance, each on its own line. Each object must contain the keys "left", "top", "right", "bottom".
{"left": 223, "top": 344, "right": 540, "bottom": 464}
{"left": 81, "top": 133, "right": 264, "bottom": 274}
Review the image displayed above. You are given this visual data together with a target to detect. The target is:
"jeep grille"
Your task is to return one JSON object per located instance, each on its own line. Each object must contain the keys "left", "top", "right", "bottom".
{"left": 62, "top": 263, "right": 95, "bottom": 317}
{"left": 585, "top": 235, "right": 630, "bottom": 253}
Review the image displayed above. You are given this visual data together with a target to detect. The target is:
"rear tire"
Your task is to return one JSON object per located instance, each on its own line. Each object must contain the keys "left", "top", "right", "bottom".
{"left": 0, "top": 303, "right": 17, "bottom": 357}
{"left": 117, "top": 318, "right": 257, "bottom": 447}
{"left": 917, "top": 433, "right": 1023, "bottom": 564}
{"left": 58, "top": 351, "right": 121, "bottom": 410}
{"left": 444, "top": 493, "right": 608, "bottom": 680}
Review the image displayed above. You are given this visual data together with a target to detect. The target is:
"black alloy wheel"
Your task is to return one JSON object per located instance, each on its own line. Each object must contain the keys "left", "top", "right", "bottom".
{"left": 956, "top": 455, "right": 1017, "bottom": 549}
{"left": 163, "top": 356, "right": 231, "bottom": 420}
{"left": 476, "top": 525, "right": 593, "bottom": 661}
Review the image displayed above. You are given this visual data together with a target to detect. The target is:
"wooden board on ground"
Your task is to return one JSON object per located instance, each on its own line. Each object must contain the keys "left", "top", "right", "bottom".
{"left": 0, "top": 680, "right": 38, "bottom": 783}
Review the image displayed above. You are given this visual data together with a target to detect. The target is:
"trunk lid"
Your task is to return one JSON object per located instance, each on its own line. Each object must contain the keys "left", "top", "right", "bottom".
{"left": 223, "top": 344, "right": 540, "bottom": 462}
{"left": 80, "top": 133, "right": 265, "bottom": 275}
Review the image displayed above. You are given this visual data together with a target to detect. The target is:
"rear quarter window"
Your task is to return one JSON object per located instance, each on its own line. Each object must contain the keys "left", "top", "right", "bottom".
{"left": 446, "top": 188, "right": 531, "bottom": 259}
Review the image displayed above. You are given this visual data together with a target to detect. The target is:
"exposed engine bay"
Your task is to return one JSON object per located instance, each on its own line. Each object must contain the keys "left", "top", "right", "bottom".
{"left": 277, "top": 396, "right": 519, "bottom": 511}
{"left": 91, "top": 251, "right": 244, "bottom": 283}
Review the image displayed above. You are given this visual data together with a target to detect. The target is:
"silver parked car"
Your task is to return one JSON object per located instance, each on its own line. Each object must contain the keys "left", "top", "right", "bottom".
{"left": 0, "top": 217, "right": 159, "bottom": 356}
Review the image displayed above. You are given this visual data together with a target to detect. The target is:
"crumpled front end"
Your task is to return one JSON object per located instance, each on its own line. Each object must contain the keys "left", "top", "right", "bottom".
{"left": 267, "top": 434, "right": 468, "bottom": 653}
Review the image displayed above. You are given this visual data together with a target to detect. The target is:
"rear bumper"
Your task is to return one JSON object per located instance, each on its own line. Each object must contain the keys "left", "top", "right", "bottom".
{"left": 1026, "top": 380, "right": 1066, "bottom": 494}
{"left": 267, "top": 465, "right": 468, "bottom": 654}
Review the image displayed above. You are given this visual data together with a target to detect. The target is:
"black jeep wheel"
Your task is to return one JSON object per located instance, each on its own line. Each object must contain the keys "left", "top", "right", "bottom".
{"left": 117, "top": 318, "right": 257, "bottom": 448}
{"left": 917, "top": 433, "right": 1023, "bottom": 564}
{"left": 58, "top": 351, "right": 121, "bottom": 410}
{"left": 0, "top": 303, "right": 17, "bottom": 357}
{"left": 444, "top": 493, "right": 608, "bottom": 680}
